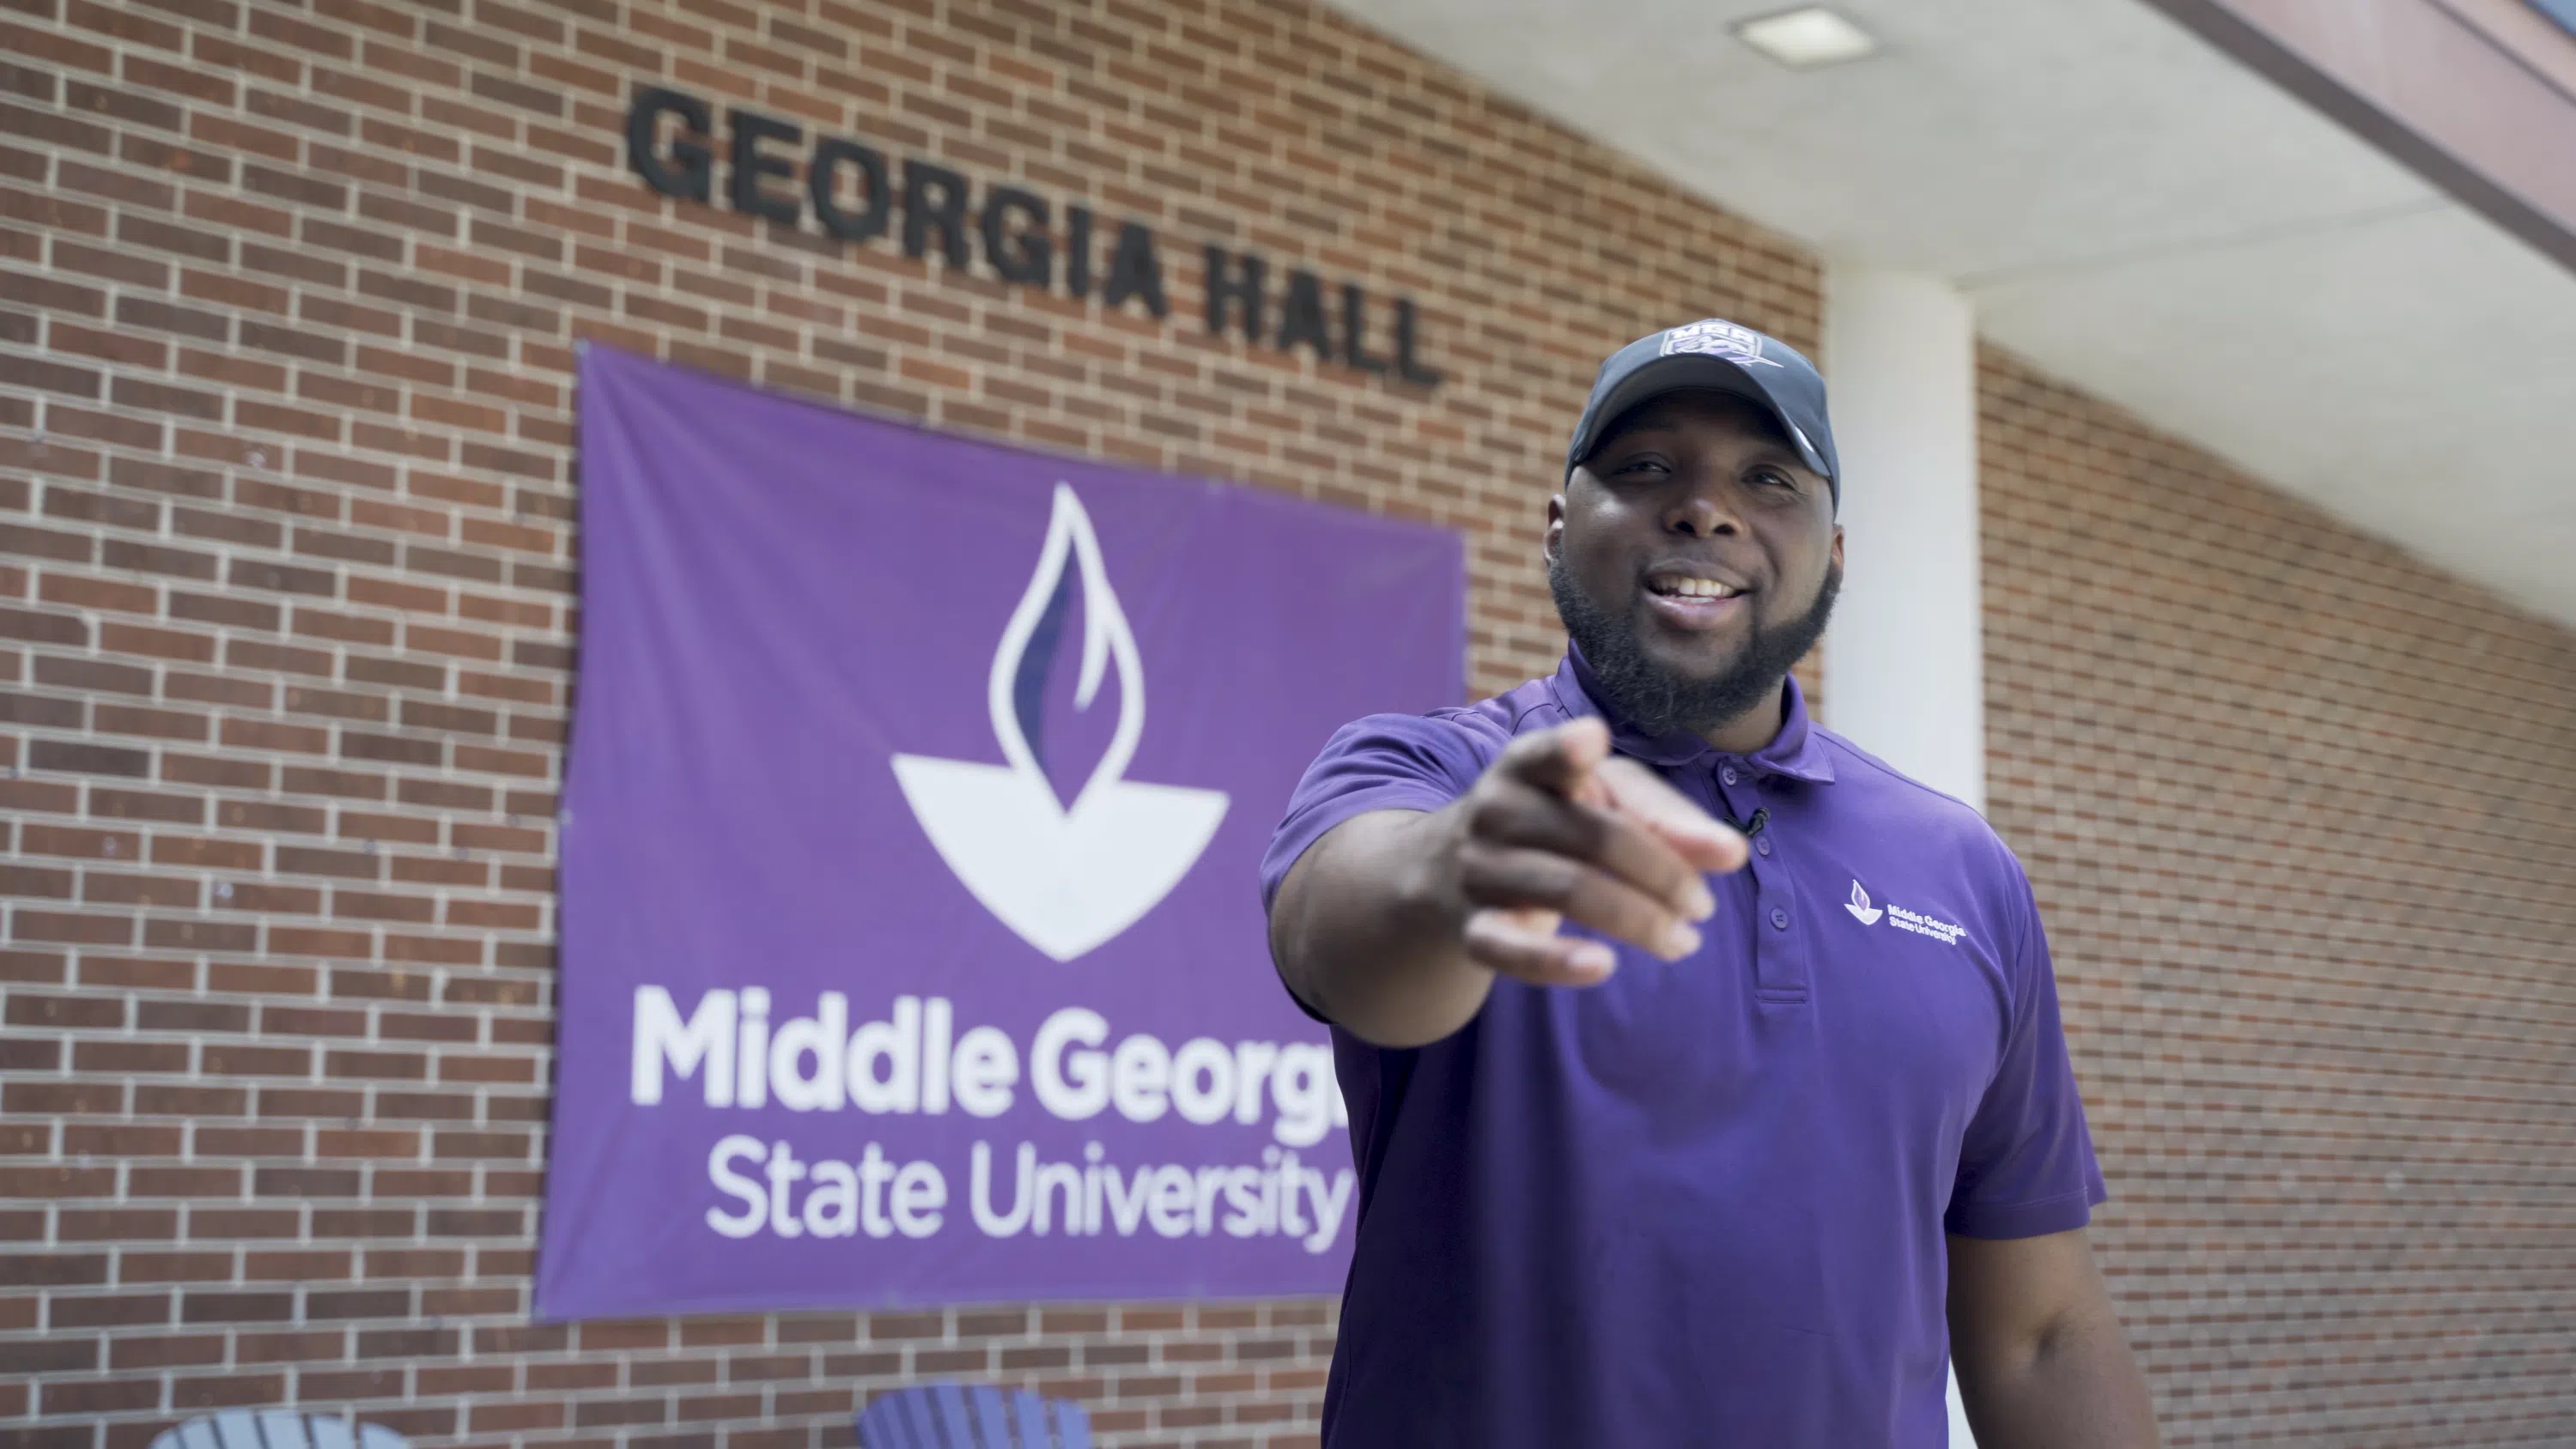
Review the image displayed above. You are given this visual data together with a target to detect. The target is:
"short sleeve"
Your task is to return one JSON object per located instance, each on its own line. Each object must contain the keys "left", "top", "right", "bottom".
{"left": 1944, "top": 867, "right": 2108, "bottom": 1239}
{"left": 1259, "top": 712, "right": 1492, "bottom": 912}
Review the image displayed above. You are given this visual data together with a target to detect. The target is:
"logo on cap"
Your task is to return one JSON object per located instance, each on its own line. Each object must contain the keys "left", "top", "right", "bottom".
{"left": 1660, "top": 319, "right": 1782, "bottom": 368}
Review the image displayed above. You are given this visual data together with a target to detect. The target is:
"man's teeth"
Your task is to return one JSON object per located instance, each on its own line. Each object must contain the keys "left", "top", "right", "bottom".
{"left": 1656, "top": 579, "right": 1740, "bottom": 599}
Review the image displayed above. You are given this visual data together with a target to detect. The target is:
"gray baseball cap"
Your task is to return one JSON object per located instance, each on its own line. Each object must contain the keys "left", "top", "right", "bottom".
{"left": 1564, "top": 319, "right": 1839, "bottom": 506}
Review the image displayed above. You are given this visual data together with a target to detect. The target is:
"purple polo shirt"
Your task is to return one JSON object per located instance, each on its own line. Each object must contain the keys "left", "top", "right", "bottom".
{"left": 1261, "top": 652, "right": 2105, "bottom": 1447}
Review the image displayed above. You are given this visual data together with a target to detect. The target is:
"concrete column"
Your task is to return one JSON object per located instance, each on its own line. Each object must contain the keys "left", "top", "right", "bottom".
{"left": 1819, "top": 266, "right": 1985, "bottom": 813}
{"left": 1818, "top": 266, "right": 1985, "bottom": 1448}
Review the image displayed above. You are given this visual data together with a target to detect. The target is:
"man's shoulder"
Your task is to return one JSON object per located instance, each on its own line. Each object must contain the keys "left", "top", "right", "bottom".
{"left": 1808, "top": 728, "right": 2042, "bottom": 953}
{"left": 1334, "top": 674, "right": 1572, "bottom": 764}
{"left": 1264, "top": 676, "right": 1575, "bottom": 903}
{"left": 1810, "top": 725, "right": 2020, "bottom": 864}
{"left": 1425, "top": 675, "right": 1575, "bottom": 749}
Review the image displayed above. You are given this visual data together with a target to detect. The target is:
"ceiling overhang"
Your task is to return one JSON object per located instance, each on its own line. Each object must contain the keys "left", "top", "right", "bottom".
{"left": 1325, "top": 0, "right": 2576, "bottom": 628}
{"left": 2144, "top": 0, "right": 2576, "bottom": 280}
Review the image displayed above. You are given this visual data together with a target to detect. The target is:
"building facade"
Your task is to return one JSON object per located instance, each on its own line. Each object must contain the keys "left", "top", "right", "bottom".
{"left": 1, "top": 0, "right": 2573, "bottom": 1445}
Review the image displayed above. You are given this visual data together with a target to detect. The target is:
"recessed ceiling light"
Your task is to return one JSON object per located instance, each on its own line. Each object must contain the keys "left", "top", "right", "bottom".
{"left": 1735, "top": 7, "right": 1880, "bottom": 69}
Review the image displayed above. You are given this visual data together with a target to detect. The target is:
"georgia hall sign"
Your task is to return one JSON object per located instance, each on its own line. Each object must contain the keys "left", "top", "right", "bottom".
{"left": 626, "top": 87, "right": 1443, "bottom": 386}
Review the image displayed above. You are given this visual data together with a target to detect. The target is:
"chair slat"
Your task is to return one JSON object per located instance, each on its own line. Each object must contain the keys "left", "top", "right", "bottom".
{"left": 961, "top": 1385, "right": 1009, "bottom": 1449}
{"left": 262, "top": 1410, "right": 317, "bottom": 1449}
{"left": 854, "top": 1383, "right": 1093, "bottom": 1449}
{"left": 1009, "top": 1390, "right": 1050, "bottom": 1449}
{"left": 929, "top": 1383, "right": 975, "bottom": 1446}
{"left": 858, "top": 1390, "right": 919, "bottom": 1449}
{"left": 906, "top": 1386, "right": 951, "bottom": 1449}
{"left": 152, "top": 1416, "right": 399, "bottom": 1449}
{"left": 855, "top": 1393, "right": 896, "bottom": 1449}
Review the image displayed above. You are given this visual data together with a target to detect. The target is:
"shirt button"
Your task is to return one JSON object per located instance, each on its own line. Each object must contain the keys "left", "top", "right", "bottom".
{"left": 1769, "top": 906, "right": 1789, "bottom": 931}
{"left": 1720, "top": 767, "right": 1740, "bottom": 785}
{"left": 1755, "top": 836, "right": 1773, "bottom": 858}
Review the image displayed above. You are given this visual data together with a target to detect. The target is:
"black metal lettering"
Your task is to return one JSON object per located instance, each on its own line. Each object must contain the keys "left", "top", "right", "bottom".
{"left": 726, "top": 108, "right": 802, "bottom": 225}
{"left": 626, "top": 86, "right": 712, "bottom": 204}
{"left": 1066, "top": 206, "right": 1094, "bottom": 298}
{"left": 1340, "top": 282, "right": 1390, "bottom": 373}
{"left": 1203, "top": 245, "right": 1266, "bottom": 342}
{"left": 1102, "top": 221, "right": 1168, "bottom": 318}
{"left": 979, "top": 185, "right": 1053, "bottom": 287}
{"left": 1276, "top": 269, "right": 1330, "bottom": 359}
{"left": 902, "top": 159, "right": 973, "bottom": 270}
{"left": 810, "top": 137, "right": 891, "bottom": 243}
{"left": 1395, "top": 297, "right": 1443, "bottom": 387}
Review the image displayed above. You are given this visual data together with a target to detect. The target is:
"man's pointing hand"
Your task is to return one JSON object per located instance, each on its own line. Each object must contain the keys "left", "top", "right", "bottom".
{"left": 1439, "top": 717, "right": 1749, "bottom": 986}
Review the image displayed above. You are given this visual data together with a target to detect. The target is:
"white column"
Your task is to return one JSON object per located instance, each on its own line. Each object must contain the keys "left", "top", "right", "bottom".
{"left": 1819, "top": 266, "right": 1984, "bottom": 814}
{"left": 1819, "top": 267, "right": 1985, "bottom": 1448}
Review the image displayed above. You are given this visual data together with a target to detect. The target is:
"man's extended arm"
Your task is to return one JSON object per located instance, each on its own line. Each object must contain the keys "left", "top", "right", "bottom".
{"left": 1267, "top": 718, "right": 1744, "bottom": 1048}
{"left": 1948, "top": 1229, "right": 2160, "bottom": 1449}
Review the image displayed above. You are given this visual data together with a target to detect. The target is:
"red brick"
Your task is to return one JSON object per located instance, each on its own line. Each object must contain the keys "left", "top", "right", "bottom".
{"left": 38, "top": 571, "right": 157, "bottom": 615}
{"left": 170, "top": 1370, "right": 288, "bottom": 1410}
{"left": 44, "top": 1289, "right": 167, "bottom": 1325}
{"left": 37, "top": 1377, "right": 163, "bottom": 1416}
{"left": 97, "top": 621, "right": 213, "bottom": 663}
{"left": 107, "top": 1333, "right": 223, "bottom": 1371}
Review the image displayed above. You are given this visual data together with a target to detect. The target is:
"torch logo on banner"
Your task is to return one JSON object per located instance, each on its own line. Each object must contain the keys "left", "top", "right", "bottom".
{"left": 892, "top": 484, "right": 1230, "bottom": 961}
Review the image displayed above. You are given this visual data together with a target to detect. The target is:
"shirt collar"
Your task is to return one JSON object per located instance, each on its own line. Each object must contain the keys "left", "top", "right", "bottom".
{"left": 1546, "top": 646, "right": 1837, "bottom": 784}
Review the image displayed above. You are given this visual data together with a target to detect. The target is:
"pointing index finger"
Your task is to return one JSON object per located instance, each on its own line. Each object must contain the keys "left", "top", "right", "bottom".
{"left": 1496, "top": 717, "right": 1613, "bottom": 802}
{"left": 1595, "top": 756, "right": 1751, "bottom": 876}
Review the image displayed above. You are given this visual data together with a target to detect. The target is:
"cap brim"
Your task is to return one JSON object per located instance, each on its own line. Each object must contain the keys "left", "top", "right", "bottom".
{"left": 1569, "top": 355, "right": 1833, "bottom": 480}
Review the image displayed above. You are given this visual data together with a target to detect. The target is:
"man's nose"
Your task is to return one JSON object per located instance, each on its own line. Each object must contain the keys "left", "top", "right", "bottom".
{"left": 1661, "top": 482, "right": 1744, "bottom": 538}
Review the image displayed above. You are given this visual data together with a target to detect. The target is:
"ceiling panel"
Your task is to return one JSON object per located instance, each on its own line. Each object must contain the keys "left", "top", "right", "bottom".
{"left": 1327, "top": 0, "right": 2576, "bottom": 627}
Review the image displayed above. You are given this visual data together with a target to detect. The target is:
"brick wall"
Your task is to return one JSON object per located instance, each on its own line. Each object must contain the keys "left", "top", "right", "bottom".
{"left": 0, "top": 0, "right": 1814, "bottom": 1444}
{"left": 1982, "top": 355, "right": 2576, "bottom": 1446}
{"left": 3, "top": 1, "right": 2573, "bottom": 1448}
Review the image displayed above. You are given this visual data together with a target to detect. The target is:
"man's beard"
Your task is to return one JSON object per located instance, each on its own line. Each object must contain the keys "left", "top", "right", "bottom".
{"left": 1548, "top": 554, "right": 1842, "bottom": 739}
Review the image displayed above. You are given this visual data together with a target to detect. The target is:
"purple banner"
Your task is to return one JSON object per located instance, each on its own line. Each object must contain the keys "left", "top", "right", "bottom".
{"left": 535, "top": 348, "right": 1462, "bottom": 1319}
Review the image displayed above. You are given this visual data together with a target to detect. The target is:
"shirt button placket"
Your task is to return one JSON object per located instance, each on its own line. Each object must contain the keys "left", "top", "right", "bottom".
{"left": 1722, "top": 761, "right": 1807, "bottom": 1003}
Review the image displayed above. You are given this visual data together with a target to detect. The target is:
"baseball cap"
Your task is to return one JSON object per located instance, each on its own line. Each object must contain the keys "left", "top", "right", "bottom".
{"left": 1564, "top": 319, "right": 1839, "bottom": 506}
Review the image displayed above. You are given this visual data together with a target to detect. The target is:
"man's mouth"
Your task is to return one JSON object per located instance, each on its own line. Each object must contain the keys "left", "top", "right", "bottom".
{"left": 1644, "top": 575, "right": 1743, "bottom": 600}
{"left": 1640, "top": 569, "right": 1750, "bottom": 628}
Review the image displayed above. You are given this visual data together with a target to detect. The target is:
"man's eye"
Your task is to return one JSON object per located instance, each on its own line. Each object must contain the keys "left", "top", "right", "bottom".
{"left": 1750, "top": 468, "right": 1795, "bottom": 489}
{"left": 1615, "top": 457, "right": 1668, "bottom": 476}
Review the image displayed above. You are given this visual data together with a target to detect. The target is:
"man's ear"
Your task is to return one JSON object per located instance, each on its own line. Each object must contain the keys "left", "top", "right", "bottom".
{"left": 1829, "top": 522, "right": 1845, "bottom": 573}
{"left": 1544, "top": 491, "right": 1568, "bottom": 566}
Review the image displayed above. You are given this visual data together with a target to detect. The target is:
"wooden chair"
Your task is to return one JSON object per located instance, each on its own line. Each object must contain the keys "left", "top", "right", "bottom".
{"left": 148, "top": 1411, "right": 407, "bottom": 1449}
{"left": 857, "top": 1383, "right": 1094, "bottom": 1449}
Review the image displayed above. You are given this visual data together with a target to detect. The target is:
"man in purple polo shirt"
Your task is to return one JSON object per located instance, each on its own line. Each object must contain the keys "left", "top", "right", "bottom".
{"left": 1262, "top": 321, "right": 2159, "bottom": 1446}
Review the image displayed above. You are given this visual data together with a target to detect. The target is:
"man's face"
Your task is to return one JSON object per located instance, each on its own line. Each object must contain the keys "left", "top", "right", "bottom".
{"left": 1546, "top": 389, "right": 1844, "bottom": 737}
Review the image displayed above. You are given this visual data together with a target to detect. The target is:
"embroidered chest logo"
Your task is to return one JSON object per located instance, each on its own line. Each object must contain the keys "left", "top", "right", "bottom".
{"left": 1844, "top": 879, "right": 1968, "bottom": 946}
{"left": 1843, "top": 880, "right": 1883, "bottom": 925}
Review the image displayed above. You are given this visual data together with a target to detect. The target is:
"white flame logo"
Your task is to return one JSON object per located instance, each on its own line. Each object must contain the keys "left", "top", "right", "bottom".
{"left": 890, "top": 484, "right": 1230, "bottom": 961}
{"left": 1844, "top": 879, "right": 1883, "bottom": 926}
